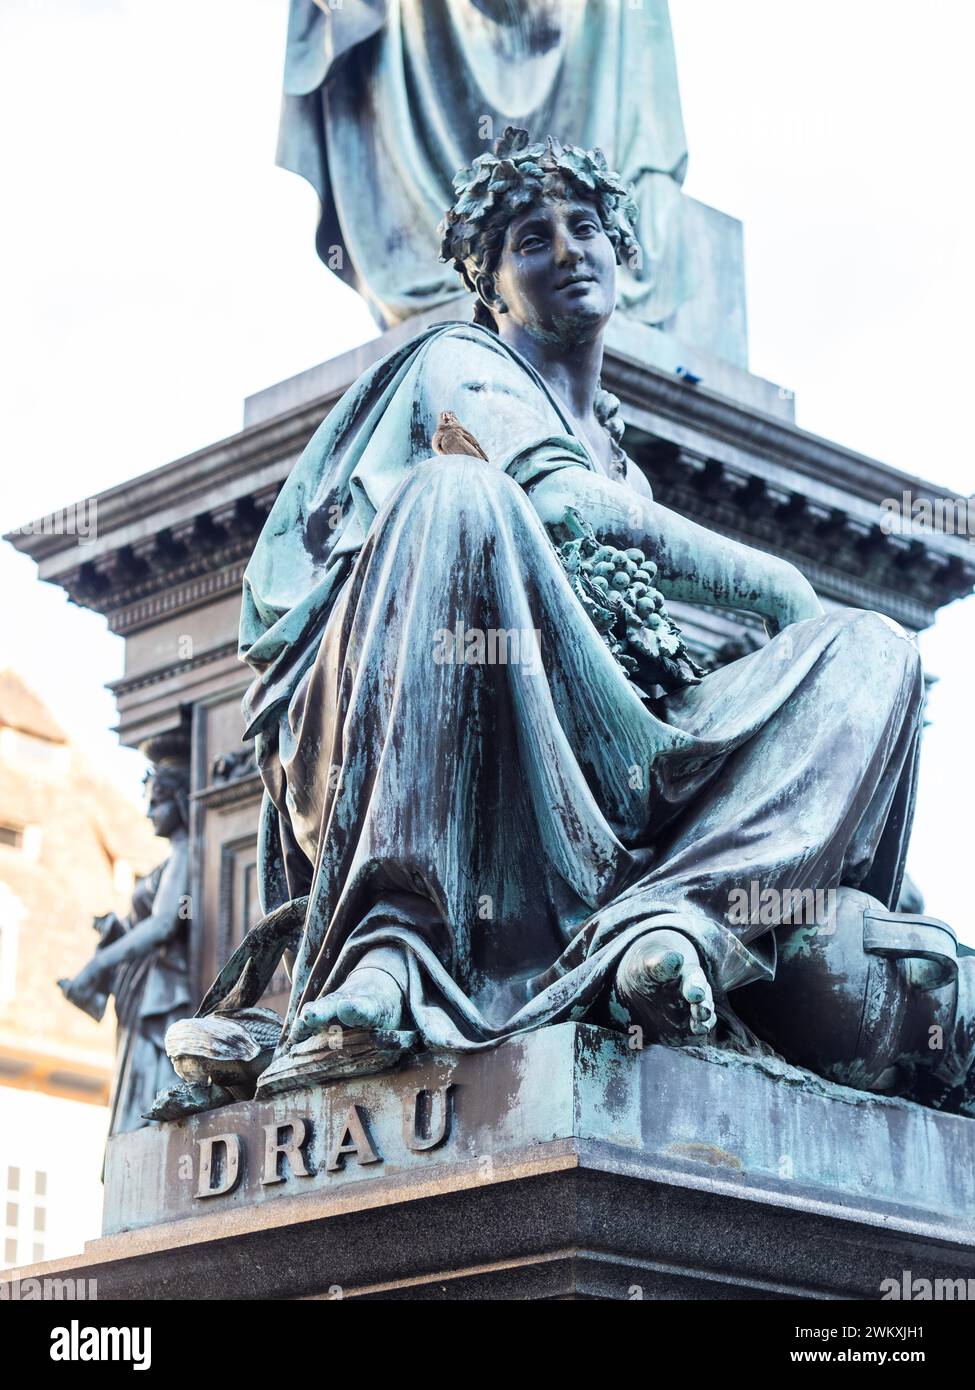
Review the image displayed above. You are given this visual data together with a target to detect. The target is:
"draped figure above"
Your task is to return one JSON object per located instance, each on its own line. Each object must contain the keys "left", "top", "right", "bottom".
{"left": 278, "top": 0, "right": 691, "bottom": 329}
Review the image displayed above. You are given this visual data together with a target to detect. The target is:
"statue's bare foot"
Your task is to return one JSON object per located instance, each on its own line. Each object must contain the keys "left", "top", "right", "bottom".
{"left": 613, "top": 929, "right": 716, "bottom": 1044}
{"left": 290, "top": 966, "right": 404, "bottom": 1046}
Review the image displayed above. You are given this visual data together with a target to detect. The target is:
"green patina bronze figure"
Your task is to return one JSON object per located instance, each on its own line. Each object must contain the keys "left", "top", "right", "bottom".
{"left": 149, "top": 129, "right": 975, "bottom": 1122}
{"left": 60, "top": 741, "right": 192, "bottom": 1134}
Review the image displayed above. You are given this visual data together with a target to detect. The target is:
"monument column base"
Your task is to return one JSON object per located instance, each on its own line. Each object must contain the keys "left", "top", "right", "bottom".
{"left": 6, "top": 1024, "right": 974, "bottom": 1300}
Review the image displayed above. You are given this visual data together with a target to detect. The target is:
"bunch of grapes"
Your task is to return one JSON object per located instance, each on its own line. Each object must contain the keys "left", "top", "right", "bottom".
{"left": 555, "top": 509, "right": 703, "bottom": 694}
{"left": 579, "top": 545, "right": 666, "bottom": 629}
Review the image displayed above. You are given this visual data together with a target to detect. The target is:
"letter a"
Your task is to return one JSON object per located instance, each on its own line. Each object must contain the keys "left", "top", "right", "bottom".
{"left": 326, "top": 1104, "right": 381, "bottom": 1171}
{"left": 50, "top": 1328, "right": 71, "bottom": 1361}
{"left": 727, "top": 888, "right": 747, "bottom": 924}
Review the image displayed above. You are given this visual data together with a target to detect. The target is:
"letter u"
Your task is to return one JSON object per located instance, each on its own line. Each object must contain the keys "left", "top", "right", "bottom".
{"left": 403, "top": 1085, "right": 453, "bottom": 1152}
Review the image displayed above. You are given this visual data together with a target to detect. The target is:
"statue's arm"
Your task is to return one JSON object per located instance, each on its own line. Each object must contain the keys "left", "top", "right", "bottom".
{"left": 527, "top": 465, "right": 824, "bottom": 634}
{"left": 73, "top": 848, "right": 189, "bottom": 981}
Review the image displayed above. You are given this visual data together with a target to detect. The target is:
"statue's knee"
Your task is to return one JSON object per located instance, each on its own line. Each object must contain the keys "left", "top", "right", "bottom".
{"left": 398, "top": 454, "right": 528, "bottom": 529}
{"left": 410, "top": 452, "right": 495, "bottom": 483}
{"left": 827, "top": 608, "right": 921, "bottom": 683}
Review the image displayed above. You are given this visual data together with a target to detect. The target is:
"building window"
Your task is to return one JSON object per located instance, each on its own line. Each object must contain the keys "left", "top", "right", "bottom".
{"left": 0, "top": 824, "right": 23, "bottom": 850}
{"left": 2, "top": 1167, "right": 47, "bottom": 1270}
{"left": 19, "top": 735, "right": 58, "bottom": 765}
{"left": 0, "top": 822, "right": 41, "bottom": 863}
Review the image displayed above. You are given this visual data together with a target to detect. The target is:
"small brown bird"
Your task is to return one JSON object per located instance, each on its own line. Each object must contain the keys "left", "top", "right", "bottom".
{"left": 431, "top": 410, "right": 489, "bottom": 460}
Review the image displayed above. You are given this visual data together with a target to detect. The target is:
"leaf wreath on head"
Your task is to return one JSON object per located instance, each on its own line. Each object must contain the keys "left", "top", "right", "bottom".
{"left": 439, "top": 127, "right": 640, "bottom": 293}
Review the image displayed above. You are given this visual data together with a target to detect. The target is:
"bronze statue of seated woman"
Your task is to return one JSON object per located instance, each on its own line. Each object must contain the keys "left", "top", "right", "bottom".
{"left": 150, "top": 129, "right": 975, "bottom": 1121}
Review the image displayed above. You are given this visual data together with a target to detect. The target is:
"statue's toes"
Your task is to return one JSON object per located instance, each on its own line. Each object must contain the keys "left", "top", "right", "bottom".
{"left": 292, "top": 991, "right": 379, "bottom": 1041}
{"left": 613, "top": 932, "right": 717, "bottom": 1046}
{"left": 291, "top": 999, "right": 337, "bottom": 1042}
{"left": 689, "top": 1001, "right": 716, "bottom": 1036}
{"left": 334, "top": 994, "right": 380, "bottom": 1028}
{"left": 684, "top": 968, "right": 715, "bottom": 1036}
{"left": 681, "top": 966, "right": 710, "bottom": 1005}
{"left": 645, "top": 947, "right": 684, "bottom": 985}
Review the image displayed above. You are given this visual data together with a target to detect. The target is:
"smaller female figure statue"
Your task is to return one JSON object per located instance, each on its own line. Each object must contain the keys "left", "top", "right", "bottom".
{"left": 60, "top": 755, "right": 192, "bottom": 1134}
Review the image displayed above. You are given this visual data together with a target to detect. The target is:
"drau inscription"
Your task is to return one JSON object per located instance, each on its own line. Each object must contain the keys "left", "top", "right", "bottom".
{"left": 193, "top": 1084, "right": 454, "bottom": 1199}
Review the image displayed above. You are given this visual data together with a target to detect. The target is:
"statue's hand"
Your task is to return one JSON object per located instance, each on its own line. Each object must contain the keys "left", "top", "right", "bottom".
{"left": 59, "top": 959, "right": 110, "bottom": 1013}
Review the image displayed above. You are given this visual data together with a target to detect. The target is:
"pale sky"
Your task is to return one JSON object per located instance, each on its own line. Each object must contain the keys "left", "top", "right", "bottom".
{"left": 0, "top": 1, "right": 972, "bottom": 932}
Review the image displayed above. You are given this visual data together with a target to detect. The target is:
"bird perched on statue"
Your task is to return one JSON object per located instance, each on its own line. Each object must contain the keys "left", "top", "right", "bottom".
{"left": 431, "top": 410, "right": 489, "bottom": 460}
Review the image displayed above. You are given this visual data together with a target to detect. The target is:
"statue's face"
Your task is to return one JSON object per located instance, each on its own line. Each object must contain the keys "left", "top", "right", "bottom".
{"left": 147, "top": 783, "right": 182, "bottom": 838}
{"left": 488, "top": 194, "right": 617, "bottom": 345}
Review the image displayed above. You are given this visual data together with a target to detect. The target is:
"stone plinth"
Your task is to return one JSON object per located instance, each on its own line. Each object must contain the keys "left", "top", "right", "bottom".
{"left": 5, "top": 1024, "right": 974, "bottom": 1300}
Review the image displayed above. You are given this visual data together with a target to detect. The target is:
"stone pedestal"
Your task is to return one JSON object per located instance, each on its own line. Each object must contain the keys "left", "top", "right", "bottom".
{"left": 7, "top": 1024, "right": 974, "bottom": 1300}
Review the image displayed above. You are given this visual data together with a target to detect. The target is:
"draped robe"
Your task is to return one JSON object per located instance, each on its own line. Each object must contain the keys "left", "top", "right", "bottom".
{"left": 278, "top": 0, "right": 691, "bottom": 328}
{"left": 238, "top": 321, "right": 924, "bottom": 1053}
{"left": 109, "top": 861, "right": 190, "bottom": 1133}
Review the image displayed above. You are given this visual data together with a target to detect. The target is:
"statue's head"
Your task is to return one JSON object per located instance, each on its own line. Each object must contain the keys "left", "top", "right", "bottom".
{"left": 440, "top": 128, "right": 639, "bottom": 346}
{"left": 143, "top": 757, "right": 190, "bottom": 839}
{"left": 140, "top": 730, "right": 191, "bottom": 839}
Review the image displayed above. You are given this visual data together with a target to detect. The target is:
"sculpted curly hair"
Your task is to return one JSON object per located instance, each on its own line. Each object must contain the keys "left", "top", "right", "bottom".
{"left": 439, "top": 127, "right": 640, "bottom": 331}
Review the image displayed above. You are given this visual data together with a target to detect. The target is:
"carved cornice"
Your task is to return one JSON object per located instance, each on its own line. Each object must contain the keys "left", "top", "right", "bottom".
{"left": 103, "top": 560, "right": 251, "bottom": 635}
{"left": 7, "top": 423, "right": 309, "bottom": 568}
{"left": 7, "top": 334, "right": 973, "bottom": 635}
{"left": 52, "top": 493, "right": 281, "bottom": 635}
{"left": 629, "top": 442, "right": 975, "bottom": 630}
{"left": 192, "top": 773, "right": 264, "bottom": 812}
{"left": 602, "top": 352, "right": 969, "bottom": 513}
{"left": 108, "top": 641, "right": 240, "bottom": 698}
